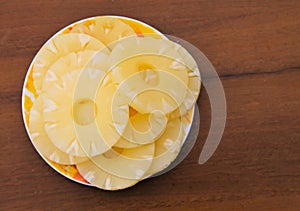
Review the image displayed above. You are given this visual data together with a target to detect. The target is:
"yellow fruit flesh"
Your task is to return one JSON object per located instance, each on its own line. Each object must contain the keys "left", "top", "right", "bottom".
{"left": 145, "top": 117, "right": 184, "bottom": 176}
{"left": 109, "top": 36, "right": 201, "bottom": 116}
{"left": 70, "top": 17, "right": 136, "bottom": 46}
{"left": 77, "top": 143, "right": 155, "bottom": 190}
{"left": 113, "top": 69, "right": 188, "bottom": 114}
{"left": 114, "top": 106, "right": 140, "bottom": 148}
{"left": 76, "top": 77, "right": 124, "bottom": 157}
{"left": 90, "top": 143, "right": 155, "bottom": 180}
{"left": 43, "top": 71, "right": 87, "bottom": 156}
{"left": 76, "top": 158, "right": 139, "bottom": 191}
{"left": 41, "top": 48, "right": 110, "bottom": 157}
{"left": 33, "top": 33, "right": 108, "bottom": 93}
{"left": 109, "top": 74, "right": 172, "bottom": 144}
{"left": 29, "top": 95, "right": 87, "bottom": 164}
{"left": 42, "top": 50, "right": 106, "bottom": 92}
{"left": 108, "top": 36, "right": 187, "bottom": 67}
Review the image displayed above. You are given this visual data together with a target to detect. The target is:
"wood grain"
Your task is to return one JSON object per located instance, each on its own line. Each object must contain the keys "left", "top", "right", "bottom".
{"left": 0, "top": 0, "right": 299, "bottom": 210}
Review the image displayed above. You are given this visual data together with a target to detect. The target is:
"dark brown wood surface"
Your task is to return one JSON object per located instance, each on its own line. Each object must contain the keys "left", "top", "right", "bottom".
{"left": 1, "top": 0, "right": 299, "bottom": 210}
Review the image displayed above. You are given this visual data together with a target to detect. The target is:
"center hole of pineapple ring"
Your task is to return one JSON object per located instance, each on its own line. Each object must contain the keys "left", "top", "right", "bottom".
{"left": 73, "top": 98, "right": 97, "bottom": 125}
{"left": 138, "top": 63, "right": 159, "bottom": 86}
{"left": 102, "top": 147, "right": 124, "bottom": 159}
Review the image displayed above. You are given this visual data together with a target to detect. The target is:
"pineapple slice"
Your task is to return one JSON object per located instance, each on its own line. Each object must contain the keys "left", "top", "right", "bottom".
{"left": 114, "top": 111, "right": 158, "bottom": 148}
{"left": 89, "top": 143, "right": 155, "bottom": 180}
{"left": 42, "top": 50, "right": 110, "bottom": 157}
{"left": 73, "top": 52, "right": 109, "bottom": 100}
{"left": 70, "top": 17, "right": 136, "bottom": 47}
{"left": 75, "top": 76, "right": 126, "bottom": 157}
{"left": 77, "top": 143, "right": 155, "bottom": 190}
{"left": 43, "top": 70, "right": 87, "bottom": 157}
{"left": 44, "top": 50, "right": 108, "bottom": 156}
{"left": 29, "top": 95, "right": 87, "bottom": 165}
{"left": 111, "top": 55, "right": 188, "bottom": 85}
{"left": 111, "top": 54, "right": 189, "bottom": 114}
{"left": 96, "top": 144, "right": 154, "bottom": 180}
{"left": 108, "top": 36, "right": 187, "bottom": 68}
{"left": 76, "top": 158, "right": 139, "bottom": 191}
{"left": 169, "top": 47, "right": 201, "bottom": 119}
{"left": 121, "top": 110, "right": 168, "bottom": 145}
{"left": 114, "top": 111, "right": 167, "bottom": 148}
{"left": 106, "top": 73, "right": 171, "bottom": 145}
{"left": 145, "top": 117, "right": 184, "bottom": 176}
{"left": 32, "top": 33, "right": 108, "bottom": 93}
{"left": 112, "top": 68, "right": 187, "bottom": 116}
{"left": 42, "top": 50, "right": 106, "bottom": 92}
{"left": 109, "top": 36, "right": 201, "bottom": 115}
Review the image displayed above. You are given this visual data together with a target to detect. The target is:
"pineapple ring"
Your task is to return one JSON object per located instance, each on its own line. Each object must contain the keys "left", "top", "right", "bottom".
{"left": 88, "top": 143, "right": 155, "bottom": 180}
{"left": 166, "top": 42, "right": 201, "bottom": 118}
{"left": 114, "top": 115, "right": 185, "bottom": 176}
{"left": 145, "top": 117, "right": 184, "bottom": 176}
{"left": 43, "top": 71, "right": 88, "bottom": 157}
{"left": 109, "top": 36, "right": 201, "bottom": 116}
{"left": 108, "top": 71, "right": 188, "bottom": 145}
{"left": 77, "top": 143, "right": 154, "bottom": 190}
{"left": 32, "top": 33, "right": 108, "bottom": 94}
{"left": 74, "top": 76, "right": 126, "bottom": 157}
{"left": 43, "top": 52, "right": 109, "bottom": 157}
{"left": 111, "top": 55, "right": 189, "bottom": 114}
{"left": 76, "top": 158, "right": 139, "bottom": 191}
{"left": 111, "top": 71, "right": 187, "bottom": 145}
{"left": 41, "top": 50, "right": 107, "bottom": 92}
{"left": 29, "top": 95, "right": 87, "bottom": 165}
{"left": 114, "top": 111, "right": 159, "bottom": 148}
{"left": 70, "top": 16, "right": 136, "bottom": 47}
{"left": 118, "top": 110, "right": 168, "bottom": 146}
{"left": 111, "top": 55, "right": 189, "bottom": 86}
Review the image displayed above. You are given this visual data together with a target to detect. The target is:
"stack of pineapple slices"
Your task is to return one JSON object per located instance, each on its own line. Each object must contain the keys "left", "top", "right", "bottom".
{"left": 28, "top": 16, "right": 201, "bottom": 190}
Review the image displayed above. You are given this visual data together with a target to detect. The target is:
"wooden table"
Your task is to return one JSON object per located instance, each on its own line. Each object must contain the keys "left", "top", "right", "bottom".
{"left": 1, "top": 0, "right": 299, "bottom": 210}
